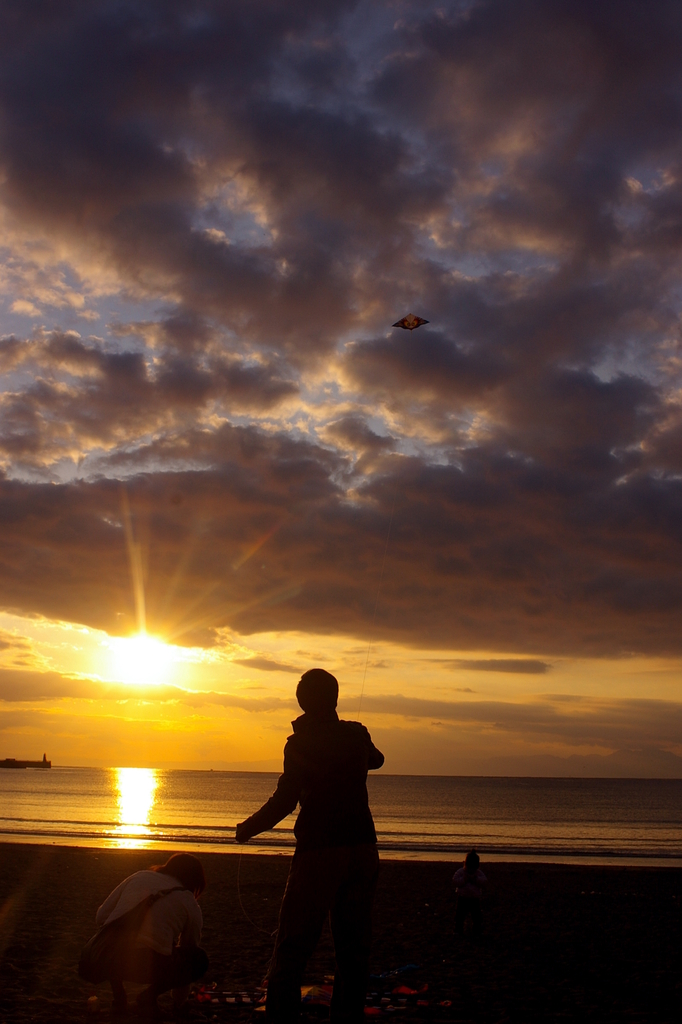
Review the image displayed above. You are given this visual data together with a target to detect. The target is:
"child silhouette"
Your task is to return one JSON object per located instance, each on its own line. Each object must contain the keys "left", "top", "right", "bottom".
{"left": 452, "top": 849, "right": 487, "bottom": 936}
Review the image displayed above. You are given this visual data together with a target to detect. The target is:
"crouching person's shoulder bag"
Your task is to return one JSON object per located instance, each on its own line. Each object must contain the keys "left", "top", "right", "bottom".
{"left": 78, "top": 886, "right": 182, "bottom": 983}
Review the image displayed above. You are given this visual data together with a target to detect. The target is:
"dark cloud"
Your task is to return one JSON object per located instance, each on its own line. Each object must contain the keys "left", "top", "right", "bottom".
{"left": 346, "top": 328, "right": 508, "bottom": 408}
{"left": 0, "top": 0, "right": 413, "bottom": 356}
{"left": 0, "top": 448, "right": 680, "bottom": 655}
{"left": 355, "top": 692, "right": 682, "bottom": 749}
{"left": 0, "top": 668, "right": 109, "bottom": 702}
{"left": 233, "top": 657, "right": 299, "bottom": 673}
{"left": 469, "top": 747, "right": 682, "bottom": 779}
{"left": 323, "top": 416, "right": 396, "bottom": 454}
{"left": 0, "top": 332, "right": 298, "bottom": 466}
{"left": 448, "top": 659, "right": 549, "bottom": 674}
{"left": 0, "top": 630, "right": 30, "bottom": 653}
{"left": 0, "top": 0, "right": 681, "bottom": 662}
{"left": 0, "top": 667, "right": 297, "bottom": 710}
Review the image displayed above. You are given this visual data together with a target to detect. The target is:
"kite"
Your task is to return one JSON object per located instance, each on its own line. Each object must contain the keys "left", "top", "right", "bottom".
{"left": 392, "top": 313, "right": 429, "bottom": 331}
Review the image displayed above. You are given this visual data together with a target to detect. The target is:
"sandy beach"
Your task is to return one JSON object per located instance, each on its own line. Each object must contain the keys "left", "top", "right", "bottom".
{"left": 0, "top": 844, "right": 680, "bottom": 1023}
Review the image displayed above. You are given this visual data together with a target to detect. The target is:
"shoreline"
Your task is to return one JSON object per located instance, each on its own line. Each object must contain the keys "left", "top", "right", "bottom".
{"left": 1, "top": 843, "right": 680, "bottom": 1023}
{"left": 1, "top": 834, "right": 682, "bottom": 867}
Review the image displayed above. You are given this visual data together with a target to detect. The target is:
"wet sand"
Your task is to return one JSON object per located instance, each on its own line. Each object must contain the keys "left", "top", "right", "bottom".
{"left": 0, "top": 843, "right": 680, "bottom": 1023}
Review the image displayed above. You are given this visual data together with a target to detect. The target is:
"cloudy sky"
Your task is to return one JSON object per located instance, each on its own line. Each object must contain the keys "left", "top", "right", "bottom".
{"left": 1, "top": 0, "right": 682, "bottom": 774}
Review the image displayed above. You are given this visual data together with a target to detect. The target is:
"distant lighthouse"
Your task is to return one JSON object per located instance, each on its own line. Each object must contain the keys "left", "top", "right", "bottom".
{"left": 0, "top": 754, "right": 51, "bottom": 769}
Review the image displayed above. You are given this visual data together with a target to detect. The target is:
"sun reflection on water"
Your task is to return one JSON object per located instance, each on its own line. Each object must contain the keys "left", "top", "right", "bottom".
{"left": 112, "top": 767, "right": 159, "bottom": 848}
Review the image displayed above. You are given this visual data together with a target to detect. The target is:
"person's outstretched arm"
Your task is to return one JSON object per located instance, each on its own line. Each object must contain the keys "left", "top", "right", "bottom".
{"left": 235, "top": 740, "right": 303, "bottom": 843}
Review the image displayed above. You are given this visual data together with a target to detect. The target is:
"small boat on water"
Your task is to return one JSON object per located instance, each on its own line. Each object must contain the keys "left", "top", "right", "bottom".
{"left": 0, "top": 753, "right": 51, "bottom": 769}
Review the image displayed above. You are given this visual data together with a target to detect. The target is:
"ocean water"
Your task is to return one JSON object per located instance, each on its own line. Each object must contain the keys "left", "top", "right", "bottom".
{"left": 0, "top": 767, "right": 681, "bottom": 864}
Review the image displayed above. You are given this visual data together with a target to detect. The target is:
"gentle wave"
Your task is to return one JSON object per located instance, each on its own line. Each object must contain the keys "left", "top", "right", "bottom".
{"left": 2, "top": 816, "right": 676, "bottom": 841}
{"left": 2, "top": 768, "right": 682, "bottom": 862}
{"left": 1, "top": 821, "right": 681, "bottom": 859}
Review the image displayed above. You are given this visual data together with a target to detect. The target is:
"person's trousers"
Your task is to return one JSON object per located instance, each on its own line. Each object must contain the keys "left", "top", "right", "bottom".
{"left": 266, "top": 843, "right": 380, "bottom": 1024}
{"left": 454, "top": 896, "right": 482, "bottom": 935}
{"left": 113, "top": 944, "right": 208, "bottom": 994}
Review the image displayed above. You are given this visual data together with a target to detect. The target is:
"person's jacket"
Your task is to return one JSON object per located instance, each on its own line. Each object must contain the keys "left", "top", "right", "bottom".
{"left": 238, "top": 710, "right": 384, "bottom": 850}
{"left": 95, "top": 870, "right": 202, "bottom": 955}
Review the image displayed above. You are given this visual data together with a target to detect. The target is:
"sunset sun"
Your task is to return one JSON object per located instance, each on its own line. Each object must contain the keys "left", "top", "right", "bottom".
{"left": 109, "top": 633, "right": 176, "bottom": 687}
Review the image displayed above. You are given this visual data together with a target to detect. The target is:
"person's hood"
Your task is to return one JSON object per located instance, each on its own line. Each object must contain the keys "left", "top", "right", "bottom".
{"left": 291, "top": 710, "right": 339, "bottom": 732}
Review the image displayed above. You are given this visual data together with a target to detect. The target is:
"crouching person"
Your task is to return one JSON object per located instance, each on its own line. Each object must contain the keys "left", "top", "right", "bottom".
{"left": 79, "top": 852, "right": 209, "bottom": 1018}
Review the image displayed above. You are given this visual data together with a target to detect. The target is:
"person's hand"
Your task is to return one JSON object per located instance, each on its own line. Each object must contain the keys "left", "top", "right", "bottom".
{"left": 235, "top": 821, "right": 252, "bottom": 844}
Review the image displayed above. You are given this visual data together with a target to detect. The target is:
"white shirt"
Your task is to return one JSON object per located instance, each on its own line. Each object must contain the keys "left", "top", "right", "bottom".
{"left": 96, "top": 869, "right": 203, "bottom": 956}
{"left": 452, "top": 866, "right": 487, "bottom": 898}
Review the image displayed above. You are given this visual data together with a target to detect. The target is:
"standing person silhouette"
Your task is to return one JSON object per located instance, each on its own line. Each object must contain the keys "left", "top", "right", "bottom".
{"left": 236, "top": 668, "right": 384, "bottom": 1024}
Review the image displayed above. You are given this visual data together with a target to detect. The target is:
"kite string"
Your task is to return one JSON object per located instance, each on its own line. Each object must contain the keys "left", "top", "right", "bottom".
{"left": 237, "top": 851, "right": 276, "bottom": 937}
{"left": 358, "top": 494, "right": 396, "bottom": 715}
